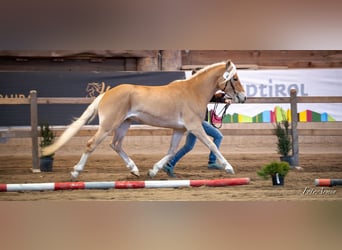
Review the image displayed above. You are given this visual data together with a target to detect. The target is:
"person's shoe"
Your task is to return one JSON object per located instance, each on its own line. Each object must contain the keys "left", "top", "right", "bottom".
{"left": 208, "top": 162, "right": 223, "bottom": 170}
{"left": 163, "top": 163, "right": 176, "bottom": 178}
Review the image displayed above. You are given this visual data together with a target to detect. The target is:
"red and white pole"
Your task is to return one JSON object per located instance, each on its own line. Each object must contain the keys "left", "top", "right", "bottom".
{"left": 0, "top": 178, "right": 250, "bottom": 192}
{"left": 315, "top": 179, "right": 342, "bottom": 187}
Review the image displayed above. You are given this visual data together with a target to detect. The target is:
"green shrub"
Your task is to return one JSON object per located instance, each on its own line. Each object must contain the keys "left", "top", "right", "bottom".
{"left": 39, "top": 123, "right": 55, "bottom": 158}
{"left": 257, "top": 161, "right": 290, "bottom": 179}
{"left": 274, "top": 120, "right": 292, "bottom": 156}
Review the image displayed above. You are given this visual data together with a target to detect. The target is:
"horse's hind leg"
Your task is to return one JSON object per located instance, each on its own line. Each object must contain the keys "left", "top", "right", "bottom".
{"left": 110, "top": 120, "right": 140, "bottom": 177}
{"left": 71, "top": 126, "right": 110, "bottom": 179}
{"left": 148, "top": 129, "right": 184, "bottom": 178}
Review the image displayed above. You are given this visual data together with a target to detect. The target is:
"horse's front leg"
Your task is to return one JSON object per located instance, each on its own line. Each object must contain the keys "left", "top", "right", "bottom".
{"left": 192, "top": 129, "right": 235, "bottom": 174}
{"left": 148, "top": 130, "right": 184, "bottom": 178}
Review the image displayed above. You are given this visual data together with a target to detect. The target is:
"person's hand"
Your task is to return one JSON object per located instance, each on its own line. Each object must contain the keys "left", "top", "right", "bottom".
{"left": 225, "top": 98, "right": 232, "bottom": 104}
{"left": 214, "top": 92, "right": 225, "bottom": 98}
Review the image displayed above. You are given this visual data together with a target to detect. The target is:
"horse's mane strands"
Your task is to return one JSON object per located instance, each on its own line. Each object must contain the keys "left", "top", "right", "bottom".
{"left": 189, "top": 61, "right": 226, "bottom": 80}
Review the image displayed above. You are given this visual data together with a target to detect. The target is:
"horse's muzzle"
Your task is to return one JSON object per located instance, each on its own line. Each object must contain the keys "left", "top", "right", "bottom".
{"left": 235, "top": 93, "right": 247, "bottom": 103}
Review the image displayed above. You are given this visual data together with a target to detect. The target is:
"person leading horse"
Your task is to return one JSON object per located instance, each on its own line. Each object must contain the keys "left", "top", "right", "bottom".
{"left": 42, "top": 60, "right": 246, "bottom": 179}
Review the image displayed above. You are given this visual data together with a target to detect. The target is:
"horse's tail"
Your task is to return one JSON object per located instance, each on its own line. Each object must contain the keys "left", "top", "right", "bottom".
{"left": 41, "top": 93, "right": 105, "bottom": 156}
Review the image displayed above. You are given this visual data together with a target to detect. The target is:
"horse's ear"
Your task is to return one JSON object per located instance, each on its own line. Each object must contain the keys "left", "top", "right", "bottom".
{"left": 223, "top": 60, "right": 237, "bottom": 80}
{"left": 226, "top": 60, "right": 232, "bottom": 69}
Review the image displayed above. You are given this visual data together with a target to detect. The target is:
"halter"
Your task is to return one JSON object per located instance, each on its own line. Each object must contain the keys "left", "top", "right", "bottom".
{"left": 220, "top": 63, "right": 237, "bottom": 95}
{"left": 221, "top": 78, "right": 237, "bottom": 96}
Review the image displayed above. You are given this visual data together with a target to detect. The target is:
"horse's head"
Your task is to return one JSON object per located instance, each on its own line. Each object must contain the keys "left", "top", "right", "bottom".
{"left": 217, "top": 60, "right": 246, "bottom": 103}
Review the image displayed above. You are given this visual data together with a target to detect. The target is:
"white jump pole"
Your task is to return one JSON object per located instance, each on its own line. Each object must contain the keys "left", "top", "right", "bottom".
{"left": 0, "top": 178, "right": 250, "bottom": 192}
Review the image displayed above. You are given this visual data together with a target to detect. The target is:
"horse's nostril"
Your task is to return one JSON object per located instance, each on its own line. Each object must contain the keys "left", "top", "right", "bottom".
{"left": 239, "top": 96, "right": 246, "bottom": 103}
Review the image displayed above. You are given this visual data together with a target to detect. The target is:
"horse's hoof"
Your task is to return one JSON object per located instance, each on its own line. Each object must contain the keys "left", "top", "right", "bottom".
{"left": 70, "top": 171, "right": 79, "bottom": 180}
{"left": 148, "top": 169, "right": 156, "bottom": 178}
{"left": 225, "top": 168, "right": 235, "bottom": 175}
{"left": 131, "top": 171, "right": 140, "bottom": 177}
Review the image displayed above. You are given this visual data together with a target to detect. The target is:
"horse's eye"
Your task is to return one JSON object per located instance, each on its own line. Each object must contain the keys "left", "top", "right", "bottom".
{"left": 233, "top": 77, "right": 238, "bottom": 81}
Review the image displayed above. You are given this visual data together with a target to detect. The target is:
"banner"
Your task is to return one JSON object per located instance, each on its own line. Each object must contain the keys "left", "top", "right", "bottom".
{"left": 208, "top": 69, "right": 342, "bottom": 122}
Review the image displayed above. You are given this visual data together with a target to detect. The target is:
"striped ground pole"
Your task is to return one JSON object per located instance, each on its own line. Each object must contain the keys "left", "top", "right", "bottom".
{"left": 0, "top": 178, "right": 250, "bottom": 192}
{"left": 314, "top": 179, "right": 342, "bottom": 187}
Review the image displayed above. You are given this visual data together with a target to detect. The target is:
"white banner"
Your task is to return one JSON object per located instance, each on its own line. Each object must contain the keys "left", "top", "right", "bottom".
{"left": 207, "top": 69, "right": 342, "bottom": 122}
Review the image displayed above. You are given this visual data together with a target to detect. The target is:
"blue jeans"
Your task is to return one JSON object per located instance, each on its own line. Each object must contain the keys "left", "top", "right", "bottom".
{"left": 168, "top": 121, "right": 223, "bottom": 169}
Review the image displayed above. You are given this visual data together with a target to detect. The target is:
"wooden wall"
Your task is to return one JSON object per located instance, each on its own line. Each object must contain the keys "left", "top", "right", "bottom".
{"left": 0, "top": 50, "right": 341, "bottom": 71}
{"left": 0, "top": 50, "right": 159, "bottom": 72}
{"left": 181, "top": 50, "right": 342, "bottom": 69}
{"left": 0, "top": 50, "right": 182, "bottom": 71}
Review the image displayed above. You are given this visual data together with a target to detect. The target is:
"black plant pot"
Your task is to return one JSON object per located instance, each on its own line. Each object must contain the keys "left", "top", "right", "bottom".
{"left": 271, "top": 173, "right": 284, "bottom": 186}
{"left": 40, "top": 157, "right": 54, "bottom": 172}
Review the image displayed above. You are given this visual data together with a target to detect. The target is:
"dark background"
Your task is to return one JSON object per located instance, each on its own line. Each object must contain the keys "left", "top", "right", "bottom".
{"left": 0, "top": 71, "right": 185, "bottom": 125}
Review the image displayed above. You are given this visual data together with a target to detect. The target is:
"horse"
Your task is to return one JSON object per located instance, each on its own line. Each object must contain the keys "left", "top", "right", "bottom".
{"left": 42, "top": 60, "right": 246, "bottom": 179}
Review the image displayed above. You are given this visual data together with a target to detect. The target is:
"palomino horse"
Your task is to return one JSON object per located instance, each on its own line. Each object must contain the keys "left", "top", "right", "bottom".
{"left": 42, "top": 60, "right": 246, "bottom": 179}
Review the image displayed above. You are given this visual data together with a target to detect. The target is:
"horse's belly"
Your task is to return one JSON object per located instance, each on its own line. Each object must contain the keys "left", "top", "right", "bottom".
{"left": 128, "top": 112, "right": 184, "bottom": 129}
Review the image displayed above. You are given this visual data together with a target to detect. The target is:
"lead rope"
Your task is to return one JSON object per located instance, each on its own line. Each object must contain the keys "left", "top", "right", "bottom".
{"left": 210, "top": 102, "right": 230, "bottom": 129}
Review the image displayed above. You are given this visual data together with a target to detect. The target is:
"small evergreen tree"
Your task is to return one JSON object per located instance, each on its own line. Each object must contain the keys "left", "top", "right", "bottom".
{"left": 274, "top": 119, "right": 292, "bottom": 156}
{"left": 39, "top": 123, "right": 55, "bottom": 158}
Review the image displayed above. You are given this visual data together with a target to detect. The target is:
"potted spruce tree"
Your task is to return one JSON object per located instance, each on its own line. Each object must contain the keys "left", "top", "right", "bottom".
{"left": 257, "top": 161, "right": 290, "bottom": 186}
{"left": 274, "top": 119, "right": 294, "bottom": 166}
{"left": 39, "top": 122, "right": 55, "bottom": 172}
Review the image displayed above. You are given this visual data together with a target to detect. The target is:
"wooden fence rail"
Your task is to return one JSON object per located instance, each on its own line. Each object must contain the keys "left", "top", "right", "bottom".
{"left": 1, "top": 90, "right": 342, "bottom": 172}
{"left": 3, "top": 96, "right": 342, "bottom": 105}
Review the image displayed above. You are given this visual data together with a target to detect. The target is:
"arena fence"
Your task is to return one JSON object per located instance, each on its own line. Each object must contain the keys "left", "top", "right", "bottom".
{"left": 0, "top": 89, "right": 342, "bottom": 172}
